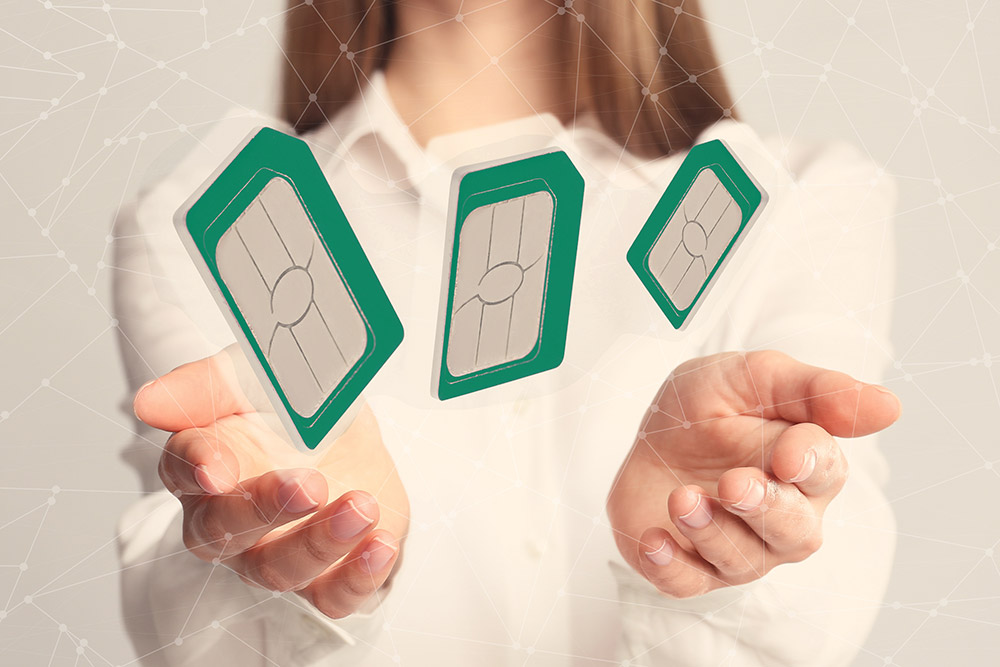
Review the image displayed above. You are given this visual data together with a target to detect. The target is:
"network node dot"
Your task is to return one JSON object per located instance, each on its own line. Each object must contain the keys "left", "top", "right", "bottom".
{"left": 346, "top": 51, "right": 355, "bottom": 60}
{"left": 682, "top": 420, "right": 691, "bottom": 430}
{"left": 577, "top": 13, "right": 585, "bottom": 22}
{"left": 43, "top": 51, "right": 52, "bottom": 60}
{"left": 455, "top": 13, "right": 463, "bottom": 22}
{"left": 659, "top": 46, "right": 667, "bottom": 56}
{"left": 688, "top": 74, "right": 697, "bottom": 83}
{"left": 309, "top": 93, "right": 317, "bottom": 102}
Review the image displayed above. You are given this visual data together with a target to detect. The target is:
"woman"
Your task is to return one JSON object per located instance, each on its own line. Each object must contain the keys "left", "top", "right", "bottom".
{"left": 114, "top": 1, "right": 900, "bottom": 664}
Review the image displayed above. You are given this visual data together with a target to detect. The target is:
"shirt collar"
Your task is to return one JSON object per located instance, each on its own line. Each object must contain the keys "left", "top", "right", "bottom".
{"left": 311, "top": 70, "right": 652, "bottom": 187}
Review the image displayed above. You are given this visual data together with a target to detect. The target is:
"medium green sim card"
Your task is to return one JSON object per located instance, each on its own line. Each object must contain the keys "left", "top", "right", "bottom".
{"left": 432, "top": 149, "right": 584, "bottom": 400}
{"left": 174, "top": 127, "right": 403, "bottom": 451}
{"left": 627, "top": 139, "right": 768, "bottom": 330}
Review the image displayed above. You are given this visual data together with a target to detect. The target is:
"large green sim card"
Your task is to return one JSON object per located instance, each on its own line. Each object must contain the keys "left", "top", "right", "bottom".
{"left": 432, "top": 149, "right": 584, "bottom": 400}
{"left": 627, "top": 139, "right": 768, "bottom": 330}
{"left": 174, "top": 127, "right": 403, "bottom": 451}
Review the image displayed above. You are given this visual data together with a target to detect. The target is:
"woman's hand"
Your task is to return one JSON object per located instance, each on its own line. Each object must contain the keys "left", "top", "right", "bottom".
{"left": 133, "top": 347, "right": 409, "bottom": 619}
{"left": 607, "top": 351, "right": 900, "bottom": 598}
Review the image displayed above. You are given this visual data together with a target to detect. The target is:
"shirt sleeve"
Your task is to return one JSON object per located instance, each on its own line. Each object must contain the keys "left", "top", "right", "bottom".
{"left": 111, "top": 114, "right": 389, "bottom": 665}
{"left": 612, "top": 125, "right": 898, "bottom": 667}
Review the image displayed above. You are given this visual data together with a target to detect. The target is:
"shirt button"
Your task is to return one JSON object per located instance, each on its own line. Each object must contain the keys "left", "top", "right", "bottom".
{"left": 525, "top": 538, "right": 547, "bottom": 559}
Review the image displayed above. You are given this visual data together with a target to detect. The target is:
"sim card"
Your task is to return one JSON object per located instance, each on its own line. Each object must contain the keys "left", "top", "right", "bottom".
{"left": 433, "top": 149, "right": 584, "bottom": 400}
{"left": 175, "top": 127, "right": 403, "bottom": 451}
{"left": 627, "top": 139, "right": 768, "bottom": 329}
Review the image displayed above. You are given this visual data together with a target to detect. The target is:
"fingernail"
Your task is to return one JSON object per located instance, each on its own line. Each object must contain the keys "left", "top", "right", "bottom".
{"left": 360, "top": 536, "right": 398, "bottom": 573}
{"left": 678, "top": 491, "right": 713, "bottom": 529}
{"left": 328, "top": 499, "right": 376, "bottom": 542}
{"left": 133, "top": 379, "right": 156, "bottom": 419}
{"left": 644, "top": 538, "right": 673, "bottom": 566}
{"left": 732, "top": 479, "right": 766, "bottom": 511}
{"left": 194, "top": 464, "right": 223, "bottom": 495}
{"left": 871, "top": 384, "right": 894, "bottom": 395}
{"left": 277, "top": 477, "right": 320, "bottom": 514}
{"left": 789, "top": 449, "right": 817, "bottom": 483}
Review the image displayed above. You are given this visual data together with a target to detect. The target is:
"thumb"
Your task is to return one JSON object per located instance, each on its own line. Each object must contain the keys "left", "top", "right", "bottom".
{"left": 133, "top": 345, "right": 257, "bottom": 432}
{"left": 744, "top": 350, "right": 902, "bottom": 438}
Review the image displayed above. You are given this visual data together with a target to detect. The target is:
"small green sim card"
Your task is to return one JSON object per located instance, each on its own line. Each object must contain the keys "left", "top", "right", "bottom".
{"left": 627, "top": 139, "right": 768, "bottom": 330}
{"left": 432, "top": 149, "right": 584, "bottom": 400}
{"left": 174, "top": 127, "right": 403, "bottom": 451}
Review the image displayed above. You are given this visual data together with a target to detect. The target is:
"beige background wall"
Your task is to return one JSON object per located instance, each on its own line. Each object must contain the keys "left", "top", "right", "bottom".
{"left": 0, "top": 1, "right": 996, "bottom": 664}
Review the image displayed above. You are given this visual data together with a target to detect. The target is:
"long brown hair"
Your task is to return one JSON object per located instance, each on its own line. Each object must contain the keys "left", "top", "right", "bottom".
{"left": 281, "top": 1, "right": 734, "bottom": 158}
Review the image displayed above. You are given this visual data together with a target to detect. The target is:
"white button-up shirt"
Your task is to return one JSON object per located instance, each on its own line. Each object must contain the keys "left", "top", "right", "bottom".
{"left": 113, "top": 71, "right": 897, "bottom": 666}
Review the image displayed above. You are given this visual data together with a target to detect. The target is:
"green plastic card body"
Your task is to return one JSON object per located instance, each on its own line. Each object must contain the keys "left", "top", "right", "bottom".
{"left": 174, "top": 127, "right": 403, "bottom": 451}
{"left": 432, "top": 149, "right": 585, "bottom": 400}
{"left": 627, "top": 139, "right": 768, "bottom": 330}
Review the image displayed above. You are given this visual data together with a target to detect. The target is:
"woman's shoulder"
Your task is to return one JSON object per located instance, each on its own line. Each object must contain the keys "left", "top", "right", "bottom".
{"left": 131, "top": 110, "right": 289, "bottom": 230}
{"left": 630, "top": 119, "right": 892, "bottom": 195}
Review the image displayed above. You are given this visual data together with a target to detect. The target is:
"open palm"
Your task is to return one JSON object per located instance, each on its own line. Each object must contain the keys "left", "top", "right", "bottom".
{"left": 134, "top": 346, "right": 409, "bottom": 618}
{"left": 607, "top": 351, "right": 900, "bottom": 597}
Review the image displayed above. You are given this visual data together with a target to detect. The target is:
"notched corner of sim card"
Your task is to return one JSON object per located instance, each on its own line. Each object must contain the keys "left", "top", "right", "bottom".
{"left": 628, "top": 138, "right": 769, "bottom": 332}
